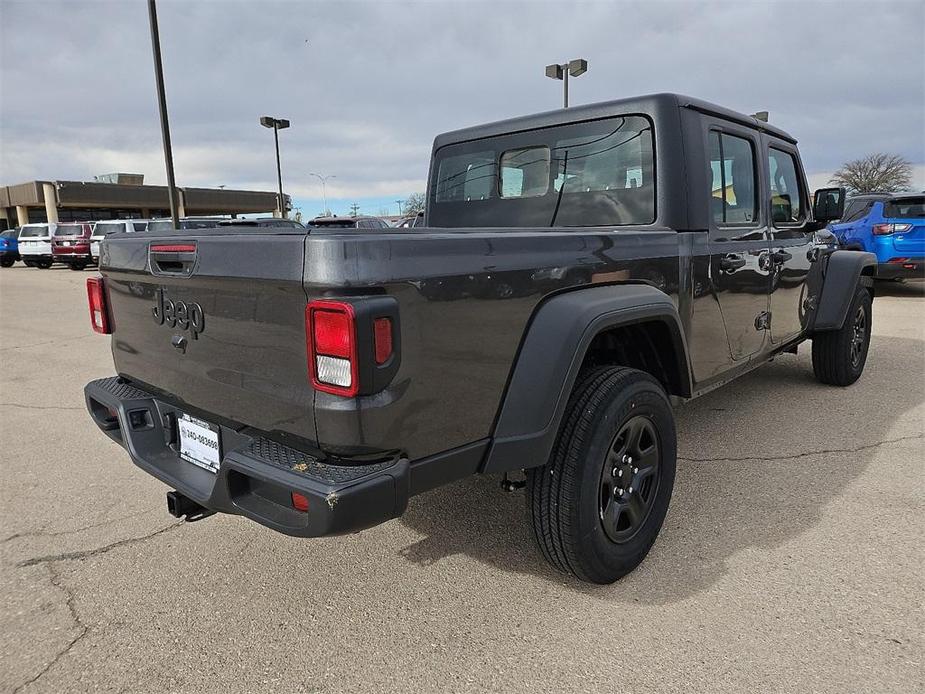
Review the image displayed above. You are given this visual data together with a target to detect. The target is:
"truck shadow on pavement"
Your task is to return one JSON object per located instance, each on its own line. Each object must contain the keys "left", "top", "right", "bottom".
{"left": 398, "top": 335, "right": 924, "bottom": 600}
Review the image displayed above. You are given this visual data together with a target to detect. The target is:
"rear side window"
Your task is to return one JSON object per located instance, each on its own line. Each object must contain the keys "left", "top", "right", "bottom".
{"left": 883, "top": 196, "right": 925, "bottom": 219}
{"left": 708, "top": 131, "right": 758, "bottom": 226}
{"left": 435, "top": 150, "right": 496, "bottom": 202}
{"left": 768, "top": 148, "right": 804, "bottom": 224}
{"left": 147, "top": 221, "right": 174, "bottom": 232}
{"left": 133, "top": 222, "right": 147, "bottom": 232}
{"left": 841, "top": 199, "right": 872, "bottom": 223}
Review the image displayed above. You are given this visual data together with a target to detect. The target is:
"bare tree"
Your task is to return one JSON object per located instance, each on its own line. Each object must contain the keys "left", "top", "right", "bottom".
{"left": 829, "top": 153, "right": 913, "bottom": 194}
{"left": 403, "top": 192, "right": 426, "bottom": 216}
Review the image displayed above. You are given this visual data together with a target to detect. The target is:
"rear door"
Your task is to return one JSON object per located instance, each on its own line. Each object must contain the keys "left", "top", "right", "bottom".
{"left": 705, "top": 122, "right": 771, "bottom": 360}
{"left": 765, "top": 140, "right": 814, "bottom": 344}
{"left": 883, "top": 195, "right": 925, "bottom": 257}
{"left": 103, "top": 228, "right": 318, "bottom": 442}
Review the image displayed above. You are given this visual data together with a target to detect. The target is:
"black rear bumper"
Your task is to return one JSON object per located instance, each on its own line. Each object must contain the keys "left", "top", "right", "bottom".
{"left": 84, "top": 377, "right": 410, "bottom": 537}
{"left": 877, "top": 259, "right": 925, "bottom": 280}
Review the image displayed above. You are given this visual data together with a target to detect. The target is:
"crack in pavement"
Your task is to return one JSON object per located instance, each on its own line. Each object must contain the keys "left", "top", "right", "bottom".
{"left": 678, "top": 433, "right": 923, "bottom": 463}
{"left": 0, "top": 402, "right": 84, "bottom": 412}
{"left": 2, "top": 509, "right": 159, "bottom": 544}
{"left": 12, "top": 563, "right": 89, "bottom": 694}
{"left": 18, "top": 521, "right": 184, "bottom": 568}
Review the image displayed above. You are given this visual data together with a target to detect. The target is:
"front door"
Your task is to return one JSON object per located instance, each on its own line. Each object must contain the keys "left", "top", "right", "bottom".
{"left": 765, "top": 142, "right": 814, "bottom": 343}
{"left": 707, "top": 127, "right": 771, "bottom": 360}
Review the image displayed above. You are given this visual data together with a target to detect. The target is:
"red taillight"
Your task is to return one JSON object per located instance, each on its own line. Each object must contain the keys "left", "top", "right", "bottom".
{"left": 873, "top": 223, "right": 912, "bottom": 236}
{"left": 306, "top": 300, "right": 358, "bottom": 396}
{"left": 86, "top": 277, "right": 111, "bottom": 334}
{"left": 374, "top": 317, "right": 393, "bottom": 364}
{"left": 150, "top": 243, "right": 196, "bottom": 252}
{"left": 291, "top": 492, "right": 310, "bottom": 512}
{"left": 313, "top": 310, "right": 352, "bottom": 357}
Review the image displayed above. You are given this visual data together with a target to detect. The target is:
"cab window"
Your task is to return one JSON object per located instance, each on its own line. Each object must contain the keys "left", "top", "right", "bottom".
{"left": 708, "top": 131, "right": 758, "bottom": 226}
{"left": 768, "top": 148, "right": 804, "bottom": 224}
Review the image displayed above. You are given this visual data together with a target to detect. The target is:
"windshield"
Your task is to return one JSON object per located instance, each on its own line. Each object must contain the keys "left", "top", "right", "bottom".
{"left": 146, "top": 220, "right": 174, "bottom": 233}
{"left": 181, "top": 219, "right": 222, "bottom": 229}
{"left": 19, "top": 225, "right": 49, "bottom": 238}
{"left": 429, "top": 114, "right": 655, "bottom": 228}
{"left": 309, "top": 219, "right": 358, "bottom": 228}
{"left": 55, "top": 224, "right": 84, "bottom": 236}
{"left": 93, "top": 222, "right": 125, "bottom": 236}
{"left": 884, "top": 197, "right": 925, "bottom": 219}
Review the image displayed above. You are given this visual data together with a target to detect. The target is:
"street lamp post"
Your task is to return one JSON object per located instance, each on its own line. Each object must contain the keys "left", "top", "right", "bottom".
{"left": 545, "top": 58, "right": 588, "bottom": 108}
{"left": 260, "top": 116, "right": 290, "bottom": 217}
{"left": 147, "top": 0, "right": 180, "bottom": 229}
{"left": 308, "top": 173, "right": 335, "bottom": 217}
{"left": 395, "top": 200, "right": 403, "bottom": 217}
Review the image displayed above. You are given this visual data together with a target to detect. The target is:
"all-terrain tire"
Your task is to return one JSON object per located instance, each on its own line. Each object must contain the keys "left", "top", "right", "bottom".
{"left": 526, "top": 366, "right": 677, "bottom": 584}
{"left": 812, "top": 285, "right": 872, "bottom": 387}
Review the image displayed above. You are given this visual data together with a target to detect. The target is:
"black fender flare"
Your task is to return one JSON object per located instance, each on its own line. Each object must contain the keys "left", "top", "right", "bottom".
{"left": 481, "top": 283, "right": 691, "bottom": 474}
{"left": 810, "top": 250, "right": 876, "bottom": 332}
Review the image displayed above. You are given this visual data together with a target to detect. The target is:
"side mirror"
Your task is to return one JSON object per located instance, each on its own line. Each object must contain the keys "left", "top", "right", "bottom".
{"left": 813, "top": 187, "right": 846, "bottom": 224}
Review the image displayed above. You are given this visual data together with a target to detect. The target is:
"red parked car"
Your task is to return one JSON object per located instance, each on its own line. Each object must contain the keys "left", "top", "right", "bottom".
{"left": 51, "top": 222, "right": 94, "bottom": 270}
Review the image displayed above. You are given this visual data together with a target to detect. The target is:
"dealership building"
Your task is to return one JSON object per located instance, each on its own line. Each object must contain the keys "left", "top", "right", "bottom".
{"left": 0, "top": 173, "right": 289, "bottom": 228}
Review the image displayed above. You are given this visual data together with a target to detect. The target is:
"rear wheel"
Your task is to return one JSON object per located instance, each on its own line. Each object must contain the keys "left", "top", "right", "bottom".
{"left": 69, "top": 261, "right": 87, "bottom": 271}
{"left": 812, "top": 285, "right": 872, "bottom": 386}
{"left": 0, "top": 257, "right": 14, "bottom": 268}
{"left": 526, "top": 366, "right": 677, "bottom": 584}
{"left": 37, "top": 258, "right": 53, "bottom": 269}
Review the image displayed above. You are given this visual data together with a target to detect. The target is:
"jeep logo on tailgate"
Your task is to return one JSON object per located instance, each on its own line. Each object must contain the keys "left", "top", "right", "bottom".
{"left": 152, "top": 287, "right": 205, "bottom": 339}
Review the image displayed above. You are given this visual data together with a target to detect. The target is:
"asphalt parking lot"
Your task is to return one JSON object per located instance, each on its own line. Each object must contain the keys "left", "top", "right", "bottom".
{"left": 1, "top": 265, "right": 922, "bottom": 694}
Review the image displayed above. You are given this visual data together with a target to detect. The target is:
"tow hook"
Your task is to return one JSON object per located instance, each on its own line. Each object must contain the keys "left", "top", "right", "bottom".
{"left": 166, "top": 491, "right": 214, "bottom": 521}
{"left": 501, "top": 473, "right": 526, "bottom": 492}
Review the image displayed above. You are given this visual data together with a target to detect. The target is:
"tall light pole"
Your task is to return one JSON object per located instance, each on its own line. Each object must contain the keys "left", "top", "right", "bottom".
{"left": 545, "top": 58, "right": 588, "bottom": 108}
{"left": 260, "top": 116, "right": 290, "bottom": 217}
{"left": 147, "top": 0, "right": 180, "bottom": 229}
{"left": 395, "top": 200, "right": 403, "bottom": 216}
{"left": 308, "top": 173, "right": 335, "bottom": 217}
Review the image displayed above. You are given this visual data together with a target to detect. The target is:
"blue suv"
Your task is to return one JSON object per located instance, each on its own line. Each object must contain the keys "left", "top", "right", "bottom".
{"left": 0, "top": 229, "right": 20, "bottom": 267}
{"left": 829, "top": 193, "right": 924, "bottom": 280}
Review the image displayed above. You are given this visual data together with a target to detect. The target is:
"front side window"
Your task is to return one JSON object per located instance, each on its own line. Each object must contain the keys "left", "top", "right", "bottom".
{"left": 768, "top": 148, "right": 804, "bottom": 224}
{"left": 708, "top": 131, "right": 757, "bottom": 226}
{"left": 429, "top": 115, "right": 655, "bottom": 227}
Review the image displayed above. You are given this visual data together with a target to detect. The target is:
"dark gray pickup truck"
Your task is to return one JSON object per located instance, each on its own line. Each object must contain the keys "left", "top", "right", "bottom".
{"left": 84, "top": 93, "right": 875, "bottom": 583}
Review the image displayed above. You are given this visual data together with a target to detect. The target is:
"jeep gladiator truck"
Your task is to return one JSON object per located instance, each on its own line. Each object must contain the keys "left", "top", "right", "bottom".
{"left": 84, "top": 94, "right": 875, "bottom": 584}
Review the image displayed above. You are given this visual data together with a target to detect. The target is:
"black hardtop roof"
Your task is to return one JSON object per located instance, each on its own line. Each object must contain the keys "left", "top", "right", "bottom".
{"left": 433, "top": 92, "right": 796, "bottom": 149}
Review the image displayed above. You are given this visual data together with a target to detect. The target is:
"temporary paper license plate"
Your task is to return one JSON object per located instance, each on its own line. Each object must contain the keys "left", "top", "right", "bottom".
{"left": 178, "top": 413, "right": 221, "bottom": 473}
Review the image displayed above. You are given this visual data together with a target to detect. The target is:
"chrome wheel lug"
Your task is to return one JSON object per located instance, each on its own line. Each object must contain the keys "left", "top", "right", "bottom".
{"left": 633, "top": 467, "right": 638, "bottom": 474}
{"left": 615, "top": 488, "right": 624, "bottom": 498}
{"left": 612, "top": 467, "right": 619, "bottom": 477}
{"left": 627, "top": 486, "right": 633, "bottom": 494}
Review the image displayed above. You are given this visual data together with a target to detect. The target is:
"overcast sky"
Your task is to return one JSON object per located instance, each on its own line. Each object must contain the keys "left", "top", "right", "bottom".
{"left": 2, "top": 0, "right": 923, "bottom": 217}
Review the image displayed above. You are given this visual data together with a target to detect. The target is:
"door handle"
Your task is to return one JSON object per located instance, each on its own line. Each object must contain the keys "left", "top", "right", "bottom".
{"left": 771, "top": 249, "right": 793, "bottom": 264}
{"left": 720, "top": 254, "right": 747, "bottom": 272}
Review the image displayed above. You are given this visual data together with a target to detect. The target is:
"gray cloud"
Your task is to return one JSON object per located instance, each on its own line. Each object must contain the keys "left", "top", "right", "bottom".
{"left": 2, "top": 0, "right": 923, "bottom": 199}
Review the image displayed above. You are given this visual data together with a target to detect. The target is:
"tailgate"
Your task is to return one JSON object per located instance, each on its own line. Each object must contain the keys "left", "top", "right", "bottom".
{"left": 891, "top": 219, "right": 925, "bottom": 255}
{"left": 101, "top": 230, "right": 317, "bottom": 443}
